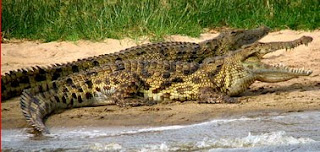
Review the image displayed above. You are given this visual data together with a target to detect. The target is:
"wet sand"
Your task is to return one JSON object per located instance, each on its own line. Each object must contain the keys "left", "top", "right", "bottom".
{"left": 1, "top": 30, "right": 320, "bottom": 130}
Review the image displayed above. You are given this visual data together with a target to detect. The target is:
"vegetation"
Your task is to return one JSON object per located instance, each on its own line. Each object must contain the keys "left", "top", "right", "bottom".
{"left": 2, "top": 0, "right": 319, "bottom": 41}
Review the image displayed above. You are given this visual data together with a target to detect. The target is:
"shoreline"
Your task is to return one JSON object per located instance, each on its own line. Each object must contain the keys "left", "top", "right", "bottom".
{"left": 2, "top": 93, "right": 320, "bottom": 130}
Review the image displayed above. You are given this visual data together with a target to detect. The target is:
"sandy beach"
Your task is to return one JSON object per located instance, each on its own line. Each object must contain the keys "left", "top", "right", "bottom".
{"left": 1, "top": 30, "right": 320, "bottom": 130}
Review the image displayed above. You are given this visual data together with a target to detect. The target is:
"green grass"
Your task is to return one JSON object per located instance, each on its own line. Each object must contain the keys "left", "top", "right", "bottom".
{"left": 2, "top": 0, "right": 319, "bottom": 42}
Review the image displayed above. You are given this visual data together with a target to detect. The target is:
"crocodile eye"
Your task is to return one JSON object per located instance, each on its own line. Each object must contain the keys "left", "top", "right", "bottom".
{"left": 231, "top": 31, "right": 237, "bottom": 34}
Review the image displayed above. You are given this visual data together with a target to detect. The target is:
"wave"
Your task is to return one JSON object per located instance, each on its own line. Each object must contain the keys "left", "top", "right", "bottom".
{"left": 86, "top": 131, "right": 316, "bottom": 151}
{"left": 196, "top": 131, "right": 315, "bottom": 148}
{"left": 49, "top": 117, "right": 260, "bottom": 139}
{"left": 3, "top": 111, "right": 319, "bottom": 152}
{"left": 138, "top": 131, "right": 316, "bottom": 151}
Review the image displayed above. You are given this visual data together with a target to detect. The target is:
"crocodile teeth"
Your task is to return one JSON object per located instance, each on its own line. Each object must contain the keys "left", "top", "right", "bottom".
{"left": 273, "top": 63, "right": 286, "bottom": 68}
{"left": 279, "top": 63, "right": 285, "bottom": 67}
{"left": 288, "top": 67, "right": 312, "bottom": 74}
{"left": 272, "top": 64, "right": 312, "bottom": 75}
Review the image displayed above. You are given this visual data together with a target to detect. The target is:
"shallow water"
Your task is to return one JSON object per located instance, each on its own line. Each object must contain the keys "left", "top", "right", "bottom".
{"left": 2, "top": 111, "right": 320, "bottom": 152}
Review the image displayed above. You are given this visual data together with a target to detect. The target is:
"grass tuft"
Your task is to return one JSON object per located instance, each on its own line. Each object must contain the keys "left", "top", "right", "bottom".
{"left": 2, "top": 0, "right": 319, "bottom": 41}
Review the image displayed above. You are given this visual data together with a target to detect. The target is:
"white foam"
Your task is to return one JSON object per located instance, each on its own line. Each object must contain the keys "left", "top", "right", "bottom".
{"left": 196, "top": 131, "right": 315, "bottom": 149}
{"left": 1, "top": 129, "right": 33, "bottom": 142}
{"left": 137, "top": 131, "right": 316, "bottom": 151}
{"left": 88, "top": 143, "right": 124, "bottom": 151}
{"left": 140, "top": 142, "right": 172, "bottom": 152}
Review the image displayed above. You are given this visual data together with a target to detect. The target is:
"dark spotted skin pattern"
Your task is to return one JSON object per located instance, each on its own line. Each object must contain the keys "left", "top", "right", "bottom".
{"left": 21, "top": 59, "right": 226, "bottom": 133}
{"left": 2, "top": 26, "right": 270, "bottom": 100}
{"left": 20, "top": 35, "right": 313, "bottom": 133}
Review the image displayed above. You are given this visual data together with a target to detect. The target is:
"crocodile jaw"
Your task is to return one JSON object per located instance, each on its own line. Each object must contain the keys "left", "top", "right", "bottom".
{"left": 235, "top": 25, "right": 270, "bottom": 47}
{"left": 239, "top": 35, "right": 313, "bottom": 82}
{"left": 220, "top": 25, "right": 270, "bottom": 50}
{"left": 254, "top": 36, "right": 313, "bottom": 58}
{"left": 246, "top": 63, "right": 312, "bottom": 82}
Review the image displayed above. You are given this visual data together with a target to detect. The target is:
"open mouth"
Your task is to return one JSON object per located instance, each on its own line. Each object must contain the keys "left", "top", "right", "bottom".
{"left": 256, "top": 63, "right": 312, "bottom": 75}
{"left": 245, "top": 56, "right": 313, "bottom": 83}
{"left": 243, "top": 35, "right": 313, "bottom": 82}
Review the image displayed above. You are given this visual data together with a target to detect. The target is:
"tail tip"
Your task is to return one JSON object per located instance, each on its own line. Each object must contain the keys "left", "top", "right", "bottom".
{"left": 20, "top": 90, "right": 50, "bottom": 134}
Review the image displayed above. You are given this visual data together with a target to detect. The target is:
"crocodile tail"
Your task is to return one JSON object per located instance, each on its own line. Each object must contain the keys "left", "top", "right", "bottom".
{"left": 1, "top": 60, "right": 100, "bottom": 101}
{"left": 1, "top": 64, "right": 63, "bottom": 101}
{"left": 1, "top": 68, "right": 34, "bottom": 101}
{"left": 20, "top": 90, "right": 51, "bottom": 134}
{"left": 19, "top": 68, "right": 117, "bottom": 133}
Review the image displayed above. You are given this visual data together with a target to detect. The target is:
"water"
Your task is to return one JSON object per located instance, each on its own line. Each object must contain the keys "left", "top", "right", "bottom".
{"left": 2, "top": 111, "right": 320, "bottom": 151}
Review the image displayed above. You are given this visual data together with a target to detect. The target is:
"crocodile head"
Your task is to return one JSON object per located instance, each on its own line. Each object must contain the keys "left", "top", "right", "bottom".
{"left": 198, "top": 26, "right": 270, "bottom": 58}
{"left": 220, "top": 25, "right": 270, "bottom": 50}
{"left": 205, "top": 36, "right": 313, "bottom": 96}
{"left": 242, "top": 36, "right": 313, "bottom": 81}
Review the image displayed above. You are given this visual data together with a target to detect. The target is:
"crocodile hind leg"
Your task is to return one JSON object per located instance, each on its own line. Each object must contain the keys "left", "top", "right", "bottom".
{"left": 198, "top": 87, "right": 238, "bottom": 104}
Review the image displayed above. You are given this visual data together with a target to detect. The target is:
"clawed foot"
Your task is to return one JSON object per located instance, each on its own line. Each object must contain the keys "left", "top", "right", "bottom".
{"left": 115, "top": 98, "right": 158, "bottom": 107}
{"left": 198, "top": 87, "right": 239, "bottom": 104}
{"left": 198, "top": 95, "right": 238, "bottom": 104}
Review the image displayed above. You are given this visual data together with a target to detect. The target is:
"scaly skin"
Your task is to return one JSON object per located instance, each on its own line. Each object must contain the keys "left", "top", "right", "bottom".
{"left": 2, "top": 26, "right": 270, "bottom": 101}
{"left": 20, "top": 36, "right": 313, "bottom": 133}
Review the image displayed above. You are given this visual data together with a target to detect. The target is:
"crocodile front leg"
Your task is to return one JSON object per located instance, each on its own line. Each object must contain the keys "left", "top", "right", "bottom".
{"left": 198, "top": 87, "right": 238, "bottom": 104}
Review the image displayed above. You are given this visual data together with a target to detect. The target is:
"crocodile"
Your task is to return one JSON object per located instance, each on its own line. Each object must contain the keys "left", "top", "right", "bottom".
{"left": 20, "top": 36, "right": 313, "bottom": 133}
{"left": 1, "top": 26, "right": 270, "bottom": 101}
